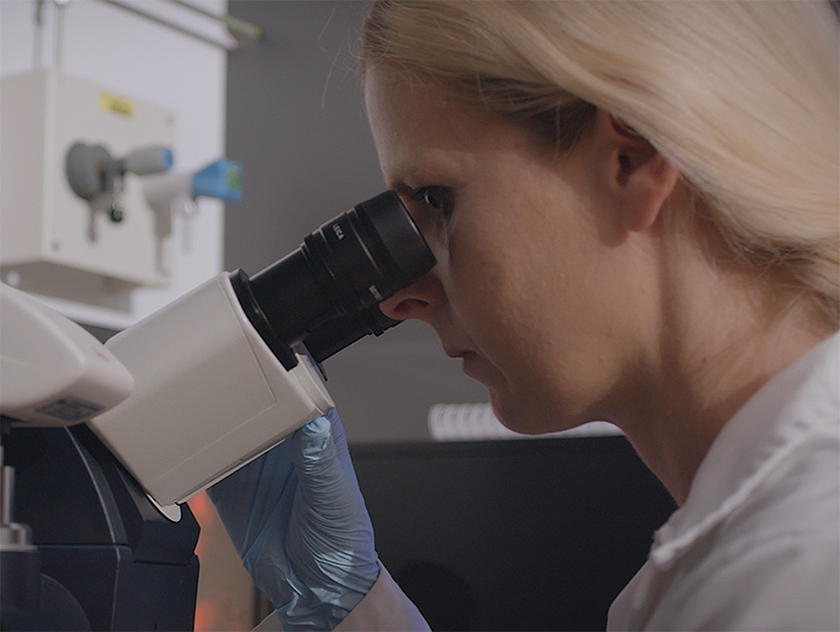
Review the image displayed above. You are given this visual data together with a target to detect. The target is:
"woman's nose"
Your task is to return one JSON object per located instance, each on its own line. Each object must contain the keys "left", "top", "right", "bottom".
{"left": 379, "top": 272, "right": 444, "bottom": 321}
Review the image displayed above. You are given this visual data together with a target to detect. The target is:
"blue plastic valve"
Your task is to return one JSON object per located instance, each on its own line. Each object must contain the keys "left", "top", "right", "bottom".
{"left": 191, "top": 158, "right": 243, "bottom": 203}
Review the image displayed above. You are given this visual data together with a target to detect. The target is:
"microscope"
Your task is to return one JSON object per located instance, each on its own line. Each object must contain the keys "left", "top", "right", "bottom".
{"left": 0, "top": 191, "right": 434, "bottom": 630}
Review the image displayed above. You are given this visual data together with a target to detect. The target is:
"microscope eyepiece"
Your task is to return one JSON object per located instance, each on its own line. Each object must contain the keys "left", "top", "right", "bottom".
{"left": 231, "top": 190, "right": 435, "bottom": 369}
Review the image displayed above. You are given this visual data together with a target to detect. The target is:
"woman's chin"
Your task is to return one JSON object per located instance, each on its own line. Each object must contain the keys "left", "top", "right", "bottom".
{"left": 489, "top": 390, "right": 587, "bottom": 436}
{"left": 488, "top": 392, "right": 547, "bottom": 435}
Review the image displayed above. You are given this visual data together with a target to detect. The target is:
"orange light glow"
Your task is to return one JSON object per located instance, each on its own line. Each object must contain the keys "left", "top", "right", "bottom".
{"left": 193, "top": 599, "right": 217, "bottom": 632}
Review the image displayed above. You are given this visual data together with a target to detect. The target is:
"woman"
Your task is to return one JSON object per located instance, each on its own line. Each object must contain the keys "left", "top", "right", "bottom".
{"left": 209, "top": 2, "right": 839, "bottom": 630}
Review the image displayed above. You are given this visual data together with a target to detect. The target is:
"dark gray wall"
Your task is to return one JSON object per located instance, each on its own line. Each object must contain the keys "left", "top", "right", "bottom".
{"left": 225, "top": 1, "right": 487, "bottom": 444}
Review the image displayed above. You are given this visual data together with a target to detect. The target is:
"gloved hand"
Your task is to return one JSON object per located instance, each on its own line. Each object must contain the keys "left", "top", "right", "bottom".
{"left": 207, "top": 408, "right": 379, "bottom": 630}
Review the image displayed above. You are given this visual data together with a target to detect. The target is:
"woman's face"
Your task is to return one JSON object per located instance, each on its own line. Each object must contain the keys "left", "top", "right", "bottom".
{"left": 367, "top": 65, "right": 650, "bottom": 434}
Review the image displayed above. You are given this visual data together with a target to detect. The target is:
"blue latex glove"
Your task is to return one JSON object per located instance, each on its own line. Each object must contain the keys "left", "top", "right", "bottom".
{"left": 207, "top": 408, "right": 379, "bottom": 630}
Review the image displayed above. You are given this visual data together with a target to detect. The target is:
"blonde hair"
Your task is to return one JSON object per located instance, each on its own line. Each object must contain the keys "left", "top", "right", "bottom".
{"left": 360, "top": 0, "right": 840, "bottom": 329}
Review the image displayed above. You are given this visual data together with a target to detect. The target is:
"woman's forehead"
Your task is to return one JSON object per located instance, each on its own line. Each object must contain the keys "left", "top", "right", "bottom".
{"left": 365, "top": 65, "right": 536, "bottom": 180}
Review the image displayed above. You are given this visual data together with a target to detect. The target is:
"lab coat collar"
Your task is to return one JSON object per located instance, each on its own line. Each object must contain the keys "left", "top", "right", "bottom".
{"left": 647, "top": 331, "right": 840, "bottom": 571}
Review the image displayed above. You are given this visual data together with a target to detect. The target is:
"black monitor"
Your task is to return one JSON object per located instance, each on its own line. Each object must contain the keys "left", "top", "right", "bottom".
{"left": 352, "top": 435, "right": 676, "bottom": 631}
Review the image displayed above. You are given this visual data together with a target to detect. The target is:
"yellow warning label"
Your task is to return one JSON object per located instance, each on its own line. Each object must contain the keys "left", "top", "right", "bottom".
{"left": 99, "top": 91, "right": 134, "bottom": 117}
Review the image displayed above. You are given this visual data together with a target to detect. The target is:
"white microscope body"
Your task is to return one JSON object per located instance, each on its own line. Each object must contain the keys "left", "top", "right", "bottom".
{"left": 90, "top": 271, "right": 333, "bottom": 509}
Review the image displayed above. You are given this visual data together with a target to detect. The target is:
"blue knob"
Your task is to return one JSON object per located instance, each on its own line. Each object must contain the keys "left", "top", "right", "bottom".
{"left": 191, "top": 158, "right": 243, "bottom": 202}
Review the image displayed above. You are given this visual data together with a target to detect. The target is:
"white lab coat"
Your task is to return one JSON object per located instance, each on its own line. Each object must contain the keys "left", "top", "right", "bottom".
{"left": 607, "top": 332, "right": 839, "bottom": 631}
{"left": 261, "top": 332, "right": 840, "bottom": 631}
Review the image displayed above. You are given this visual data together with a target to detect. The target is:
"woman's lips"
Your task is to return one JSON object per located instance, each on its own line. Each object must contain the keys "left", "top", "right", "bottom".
{"left": 455, "top": 350, "right": 481, "bottom": 378}
{"left": 444, "top": 347, "right": 483, "bottom": 381}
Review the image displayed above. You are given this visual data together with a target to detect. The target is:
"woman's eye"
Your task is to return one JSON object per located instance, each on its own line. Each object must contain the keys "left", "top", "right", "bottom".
{"left": 423, "top": 189, "right": 442, "bottom": 209}
{"left": 410, "top": 187, "right": 453, "bottom": 224}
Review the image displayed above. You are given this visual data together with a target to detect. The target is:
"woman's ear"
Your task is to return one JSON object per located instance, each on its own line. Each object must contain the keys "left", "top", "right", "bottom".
{"left": 600, "top": 111, "right": 681, "bottom": 233}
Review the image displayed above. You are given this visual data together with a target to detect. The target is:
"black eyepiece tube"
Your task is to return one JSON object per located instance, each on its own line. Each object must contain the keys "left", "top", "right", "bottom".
{"left": 303, "top": 305, "right": 401, "bottom": 364}
{"left": 231, "top": 190, "right": 435, "bottom": 370}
